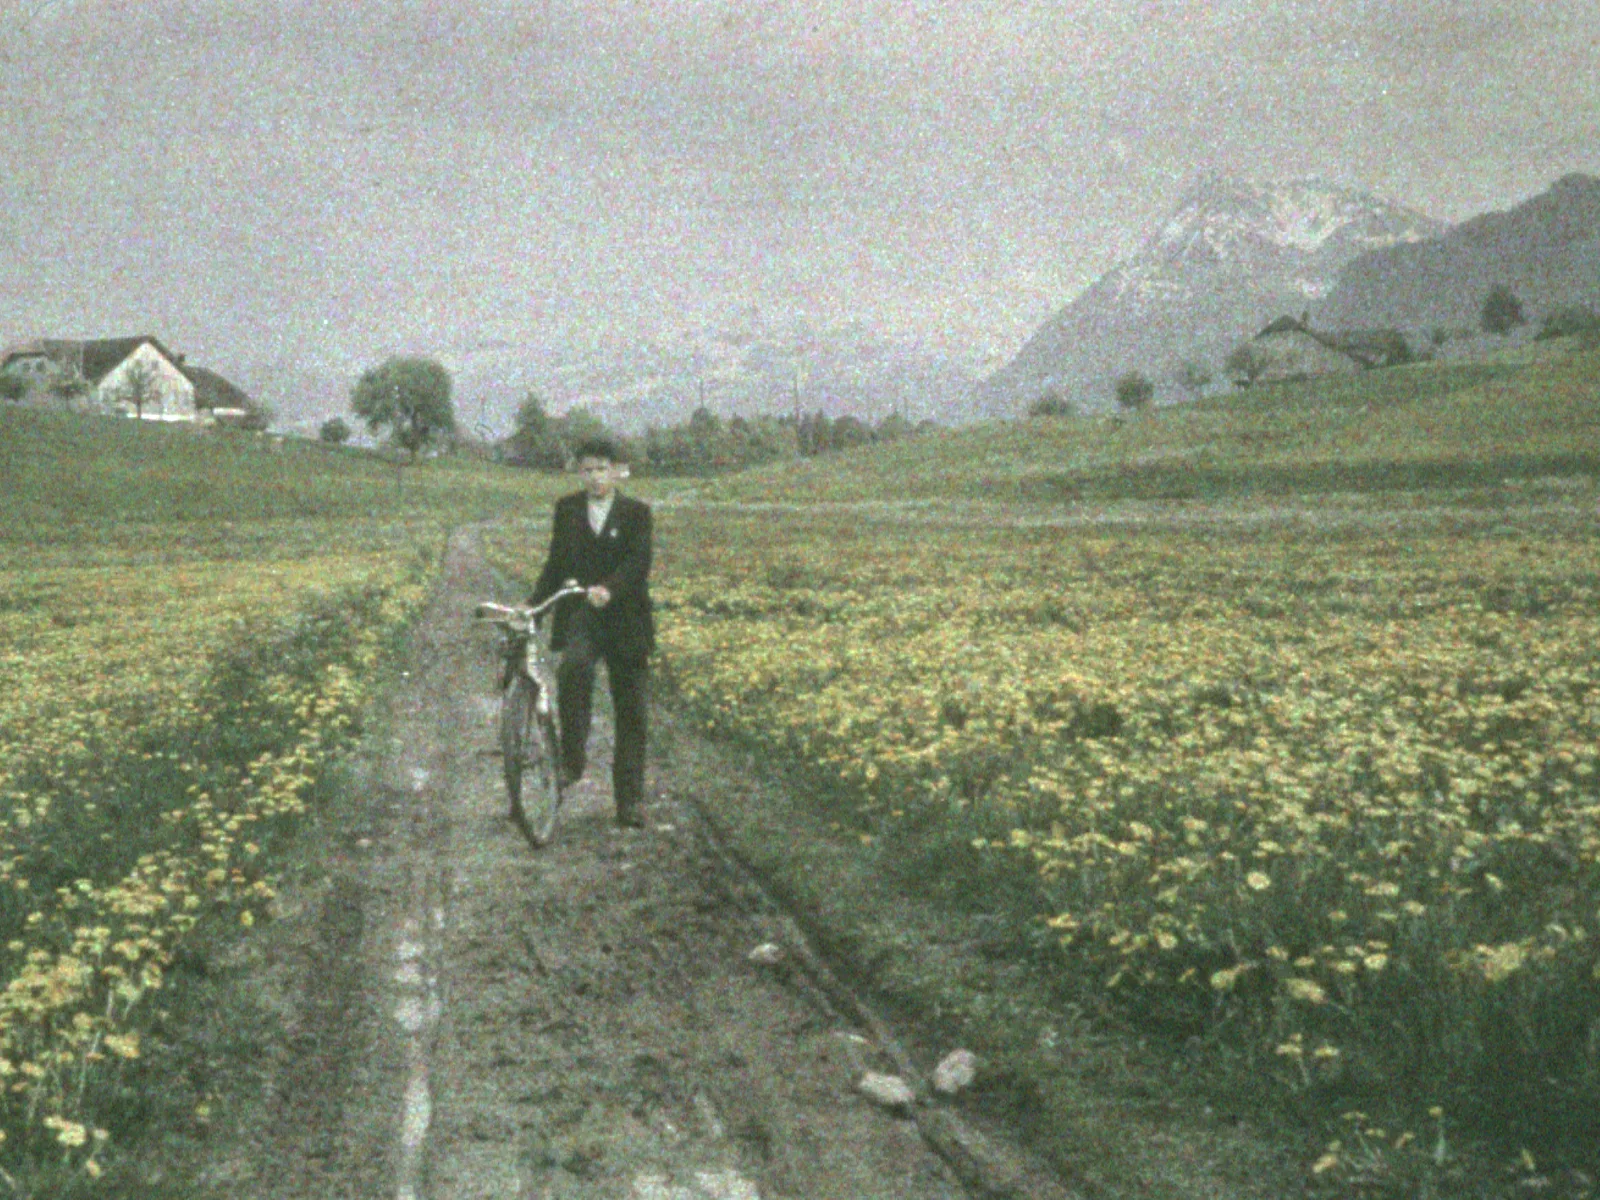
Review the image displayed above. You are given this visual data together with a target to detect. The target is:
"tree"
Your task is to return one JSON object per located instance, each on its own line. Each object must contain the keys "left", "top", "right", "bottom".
{"left": 1481, "top": 284, "right": 1527, "bottom": 335}
{"left": 47, "top": 369, "right": 90, "bottom": 406}
{"left": 873, "top": 410, "right": 915, "bottom": 442}
{"left": 1113, "top": 370, "right": 1154, "bottom": 411}
{"left": 1175, "top": 360, "right": 1212, "bottom": 400}
{"left": 116, "top": 358, "right": 162, "bottom": 419}
{"left": 319, "top": 416, "right": 352, "bottom": 445}
{"left": 506, "top": 393, "right": 568, "bottom": 468}
{"left": 1225, "top": 342, "right": 1270, "bottom": 388}
{"left": 237, "top": 398, "right": 274, "bottom": 432}
{"left": 797, "top": 410, "right": 831, "bottom": 456}
{"left": 350, "top": 357, "right": 456, "bottom": 460}
{"left": 552, "top": 404, "right": 610, "bottom": 459}
{"left": 830, "top": 413, "right": 872, "bottom": 450}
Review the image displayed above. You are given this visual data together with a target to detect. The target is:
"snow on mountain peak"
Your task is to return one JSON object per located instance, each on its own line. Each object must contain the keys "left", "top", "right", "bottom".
{"left": 977, "top": 173, "right": 1446, "bottom": 413}
{"left": 1144, "top": 176, "right": 1440, "bottom": 268}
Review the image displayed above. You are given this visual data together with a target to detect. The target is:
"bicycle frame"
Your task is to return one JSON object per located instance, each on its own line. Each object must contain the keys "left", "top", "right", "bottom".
{"left": 475, "top": 583, "right": 587, "bottom": 843}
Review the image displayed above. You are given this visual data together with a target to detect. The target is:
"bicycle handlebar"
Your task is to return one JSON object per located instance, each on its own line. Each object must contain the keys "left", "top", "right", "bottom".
{"left": 474, "top": 581, "right": 588, "bottom": 627}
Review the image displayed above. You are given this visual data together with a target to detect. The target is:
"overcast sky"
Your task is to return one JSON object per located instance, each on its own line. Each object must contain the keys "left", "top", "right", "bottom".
{"left": 3, "top": 0, "right": 1597, "bottom": 394}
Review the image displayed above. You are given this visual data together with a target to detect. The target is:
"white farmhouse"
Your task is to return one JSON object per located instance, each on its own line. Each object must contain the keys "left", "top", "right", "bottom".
{"left": 83, "top": 337, "right": 197, "bottom": 420}
{"left": 2, "top": 335, "right": 197, "bottom": 420}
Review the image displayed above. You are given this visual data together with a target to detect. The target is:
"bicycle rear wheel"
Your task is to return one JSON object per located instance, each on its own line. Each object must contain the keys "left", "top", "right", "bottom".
{"left": 500, "top": 673, "right": 562, "bottom": 846}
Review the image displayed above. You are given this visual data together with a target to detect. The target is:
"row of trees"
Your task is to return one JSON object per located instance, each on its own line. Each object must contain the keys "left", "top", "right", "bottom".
{"left": 1030, "top": 370, "right": 1158, "bottom": 418}
{"left": 507, "top": 393, "right": 928, "bottom": 474}
{"left": 325, "top": 355, "right": 929, "bottom": 473}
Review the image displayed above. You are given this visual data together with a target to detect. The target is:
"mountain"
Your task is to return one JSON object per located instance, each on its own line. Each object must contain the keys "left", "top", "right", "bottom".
{"left": 443, "top": 313, "right": 988, "bottom": 438}
{"left": 1316, "top": 173, "right": 1600, "bottom": 333}
{"left": 976, "top": 176, "right": 1444, "bottom": 415}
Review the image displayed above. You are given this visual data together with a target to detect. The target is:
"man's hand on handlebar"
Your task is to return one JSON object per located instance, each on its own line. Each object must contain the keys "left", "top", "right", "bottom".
{"left": 586, "top": 585, "right": 612, "bottom": 608}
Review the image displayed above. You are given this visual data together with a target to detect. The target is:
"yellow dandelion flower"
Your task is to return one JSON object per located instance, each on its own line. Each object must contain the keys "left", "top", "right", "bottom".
{"left": 1284, "top": 977, "right": 1328, "bottom": 1004}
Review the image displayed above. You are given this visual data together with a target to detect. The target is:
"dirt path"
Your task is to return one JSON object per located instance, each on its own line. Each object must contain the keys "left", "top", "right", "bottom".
{"left": 201, "top": 527, "right": 1054, "bottom": 1199}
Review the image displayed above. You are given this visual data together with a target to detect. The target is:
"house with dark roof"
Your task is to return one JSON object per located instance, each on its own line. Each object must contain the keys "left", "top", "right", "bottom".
{"left": 2, "top": 335, "right": 197, "bottom": 420}
{"left": 1245, "top": 316, "right": 1413, "bottom": 384}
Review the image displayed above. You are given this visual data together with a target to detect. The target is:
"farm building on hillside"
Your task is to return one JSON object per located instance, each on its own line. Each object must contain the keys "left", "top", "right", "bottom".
{"left": 1243, "top": 317, "right": 1414, "bottom": 385}
{"left": 1, "top": 336, "right": 255, "bottom": 425}
{"left": 1251, "top": 319, "right": 1364, "bottom": 383}
{"left": 87, "top": 338, "right": 196, "bottom": 420}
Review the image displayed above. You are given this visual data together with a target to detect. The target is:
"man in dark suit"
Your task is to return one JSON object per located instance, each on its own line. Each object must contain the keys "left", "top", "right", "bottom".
{"left": 528, "top": 437, "right": 655, "bottom": 828}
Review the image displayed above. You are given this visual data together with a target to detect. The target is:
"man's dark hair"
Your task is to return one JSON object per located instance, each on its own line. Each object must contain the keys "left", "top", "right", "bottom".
{"left": 572, "top": 436, "right": 625, "bottom": 464}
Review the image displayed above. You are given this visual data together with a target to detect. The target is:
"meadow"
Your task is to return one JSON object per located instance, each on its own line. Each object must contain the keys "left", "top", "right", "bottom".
{"left": 623, "top": 340, "right": 1600, "bottom": 1190}
{"left": 0, "top": 408, "right": 562, "bottom": 1189}
{"left": 4, "top": 335, "right": 1598, "bottom": 1192}
{"left": 700, "top": 341, "right": 1600, "bottom": 506}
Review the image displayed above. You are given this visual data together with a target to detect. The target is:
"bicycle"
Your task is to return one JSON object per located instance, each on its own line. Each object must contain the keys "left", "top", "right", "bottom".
{"left": 475, "top": 582, "right": 587, "bottom": 847}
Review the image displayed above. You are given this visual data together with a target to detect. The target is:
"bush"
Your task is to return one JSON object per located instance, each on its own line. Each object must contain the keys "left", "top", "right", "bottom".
{"left": 1175, "top": 360, "right": 1212, "bottom": 400}
{"left": 0, "top": 374, "right": 24, "bottom": 403}
{"left": 1113, "top": 371, "right": 1154, "bottom": 411}
{"left": 1535, "top": 305, "right": 1600, "bottom": 342}
{"left": 1369, "top": 328, "right": 1415, "bottom": 367}
{"left": 318, "top": 417, "right": 351, "bottom": 445}
{"left": 1225, "top": 342, "right": 1270, "bottom": 387}
{"left": 1029, "top": 389, "right": 1076, "bottom": 418}
{"left": 1481, "top": 284, "right": 1527, "bottom": 335}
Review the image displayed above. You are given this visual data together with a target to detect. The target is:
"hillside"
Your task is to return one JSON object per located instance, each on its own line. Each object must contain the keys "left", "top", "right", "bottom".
{"left": 0, "top": 408, "right": 568, "bottom": 539}
{"left": 702, "top": 338, "right": 1600, "bottom": 505}
{"left": 1319, "top": 172, "right": 1600, "bottom": 332}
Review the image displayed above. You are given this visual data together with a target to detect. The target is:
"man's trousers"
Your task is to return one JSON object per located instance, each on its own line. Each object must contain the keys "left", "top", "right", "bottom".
{"left": 555, "top": 620, "right": 649, "bottom": 822}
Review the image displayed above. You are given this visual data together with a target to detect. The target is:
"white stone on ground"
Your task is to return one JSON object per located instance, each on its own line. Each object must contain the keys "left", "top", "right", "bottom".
{"left": 857, "top": 1070, "right": 916, "bottom": 1110}
{"left": 932, "top": 1048, "right": 979, "bottom": 1095}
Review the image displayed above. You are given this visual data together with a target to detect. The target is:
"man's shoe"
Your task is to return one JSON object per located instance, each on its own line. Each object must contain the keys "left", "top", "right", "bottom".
{"left": 615, "top": 809, "right": 646, "bottom": 829}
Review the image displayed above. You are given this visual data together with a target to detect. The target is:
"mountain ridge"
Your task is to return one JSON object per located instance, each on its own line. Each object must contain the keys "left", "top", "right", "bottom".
{"left": 1316, "top": 172, "right": 1600, "bottom": 332}
{"left": 975, "top": 175, "right": 1444, "bottom": 415}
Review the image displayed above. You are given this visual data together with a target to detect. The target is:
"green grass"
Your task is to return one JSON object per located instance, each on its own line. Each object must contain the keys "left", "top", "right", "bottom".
{"left": 634, "top": 340, "right": 1600, "bottom": 1197}
{"left": 0, "top": 407, "right": 586, "bottom": 1190}
{"left": 697, "top": 342, "right": 1600, "bottom": 505}
{"left": 0, "top": 407, "right": 569, "bottom": 537}
{"left": 6, "top": 344, "right": 1599, "bottom": 1195}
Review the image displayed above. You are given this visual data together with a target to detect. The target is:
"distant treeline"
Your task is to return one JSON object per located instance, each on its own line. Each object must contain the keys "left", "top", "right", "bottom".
{"left": 502, "top": 395, "right": 934, "bottom": 475}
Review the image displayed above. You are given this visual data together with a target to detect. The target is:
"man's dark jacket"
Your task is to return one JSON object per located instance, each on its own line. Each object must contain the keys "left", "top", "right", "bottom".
{"left": 529, "top": 491, "right": 655, "bottom": 664}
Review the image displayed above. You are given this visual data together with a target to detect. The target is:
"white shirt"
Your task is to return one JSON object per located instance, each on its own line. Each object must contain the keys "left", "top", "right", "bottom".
{"left": 586, "top": 493, "right": 615, "bottom": 535}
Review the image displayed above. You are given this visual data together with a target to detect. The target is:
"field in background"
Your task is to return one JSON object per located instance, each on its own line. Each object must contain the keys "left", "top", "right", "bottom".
{"left": 0, "top": 409, "right": 565, "bottom": 1191}
{"left": 700, "top": 339, "right": 1600, "bottom": 506}
{"left": 0, "top": 406, "right": 545, "bottom": 535}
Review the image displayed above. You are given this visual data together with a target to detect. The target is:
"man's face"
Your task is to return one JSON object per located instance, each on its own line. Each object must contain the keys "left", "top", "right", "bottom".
{"left": 577, "top": 456, "right": 625, "bottom": 498}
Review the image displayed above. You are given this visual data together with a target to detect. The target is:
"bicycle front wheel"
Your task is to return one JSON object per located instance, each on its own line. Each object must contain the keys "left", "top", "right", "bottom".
{"left": 500, "top": 673, "right": 534, "bottom": 822}
{"left": 501, "top": 674, "right": 561, "bottom": 845}
{"left": 523, "top": 709, "right": 563, "bottom": 846}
